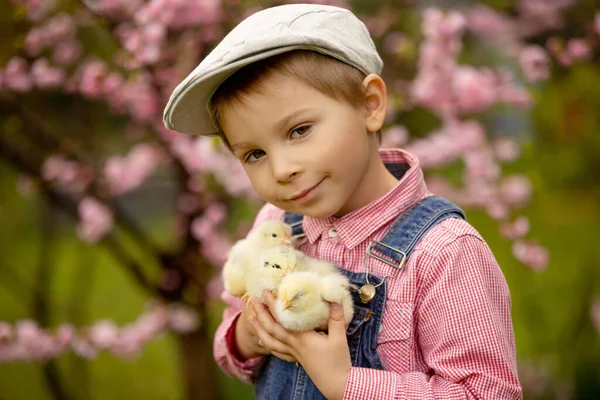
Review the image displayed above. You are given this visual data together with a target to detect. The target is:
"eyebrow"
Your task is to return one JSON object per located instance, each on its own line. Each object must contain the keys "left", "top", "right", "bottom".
{"left": 274, "top": 107, "right": 315, "bottom": 132}
{"left": 229, "top": 107, "right": 315, "bottom": 153}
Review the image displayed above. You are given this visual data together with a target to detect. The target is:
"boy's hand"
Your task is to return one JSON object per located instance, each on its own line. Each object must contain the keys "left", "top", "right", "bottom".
{"left": 249, "top": 291, "right": 352, "bottom": 400}
{"left": 234, "top": 301, "right": 271, "bottom": 359}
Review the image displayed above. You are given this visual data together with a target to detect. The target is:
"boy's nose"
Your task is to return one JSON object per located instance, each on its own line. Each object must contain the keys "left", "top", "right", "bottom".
{"left": 270, "top": 155, "right": 302, "bottom": 183}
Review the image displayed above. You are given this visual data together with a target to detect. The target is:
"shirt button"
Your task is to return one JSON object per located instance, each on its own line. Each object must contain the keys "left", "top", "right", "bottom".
{"left": 328, "top": 228, "right": 338, "bottom": 238}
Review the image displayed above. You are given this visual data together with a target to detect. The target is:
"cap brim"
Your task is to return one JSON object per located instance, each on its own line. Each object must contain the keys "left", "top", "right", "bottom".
{"left": 163, "top": 45, "right": 322, "bottom": 136}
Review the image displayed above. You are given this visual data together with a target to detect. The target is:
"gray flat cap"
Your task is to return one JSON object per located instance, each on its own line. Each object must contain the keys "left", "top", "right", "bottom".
{"left": 162, "top": 3, "right": 383, "bottom": 135}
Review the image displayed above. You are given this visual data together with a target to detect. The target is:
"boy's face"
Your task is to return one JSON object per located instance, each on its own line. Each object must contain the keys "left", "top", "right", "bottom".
{"left": 220, "top": 73, "right": 384, "bottom": 218}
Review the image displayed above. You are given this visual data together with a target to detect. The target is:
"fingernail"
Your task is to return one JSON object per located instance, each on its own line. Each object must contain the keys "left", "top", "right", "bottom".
{"left": 331, "top": 303, "right": 342, "bottom": 310}
{"left": 258, "top": 340, "right": 264, "bottom": 347}
{"left": 248, "top": 316, "right": 255, "bottom": 324}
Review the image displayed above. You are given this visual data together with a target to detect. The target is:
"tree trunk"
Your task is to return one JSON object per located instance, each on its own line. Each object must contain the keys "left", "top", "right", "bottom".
{"left": 177, "top": 314, "right": 219, "bottom": 400}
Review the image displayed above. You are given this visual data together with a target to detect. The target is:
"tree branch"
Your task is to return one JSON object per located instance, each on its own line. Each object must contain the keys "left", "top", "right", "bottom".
{"left": 0, "top": 135, "right": 162, "bottom": 298}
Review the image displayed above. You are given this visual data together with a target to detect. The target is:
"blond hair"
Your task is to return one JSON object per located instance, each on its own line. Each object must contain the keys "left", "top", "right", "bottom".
{"left": 210, "top": 50, "right": 373, "bottom": 149}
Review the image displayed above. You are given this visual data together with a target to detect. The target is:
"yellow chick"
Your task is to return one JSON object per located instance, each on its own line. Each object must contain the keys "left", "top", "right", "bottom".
{"left": 275, "top": 271, "right": 354, "bottom": 332}
{"left": 294, "top": 252, "right": 340, "bottom": 276}
{"left": 222, "top": 220, "right": 292, "bottom": 297}
{"left": 244, "top": 245, "right": 298, "bottom": 303}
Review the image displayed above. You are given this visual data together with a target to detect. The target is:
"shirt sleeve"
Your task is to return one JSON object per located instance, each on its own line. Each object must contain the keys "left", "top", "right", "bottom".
{"left": 212, "top": 202, "right": 286, "bottom": 383}
{"left": 343, "top": 233, "right": 522, "bottom": 400}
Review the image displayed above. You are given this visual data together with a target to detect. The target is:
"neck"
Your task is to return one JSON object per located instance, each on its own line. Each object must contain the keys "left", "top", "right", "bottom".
{"left": 334, "top": 141, "right": 398, "bottom": 217}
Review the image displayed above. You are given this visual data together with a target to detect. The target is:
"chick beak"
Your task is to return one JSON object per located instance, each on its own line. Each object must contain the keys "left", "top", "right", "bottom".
{"left": 280, "top": 238, "right": 292, "bottom": 245}
{"left": 282, "top": 299, "right": 291, "bottom": 311}
{"left": 284, "top": 265, "right": 293, "bottom": 274}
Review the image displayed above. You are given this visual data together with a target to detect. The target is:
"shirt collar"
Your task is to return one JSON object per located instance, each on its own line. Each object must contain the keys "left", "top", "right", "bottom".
{"left": 302, "top": 148, "right": 429, "bottom": 250}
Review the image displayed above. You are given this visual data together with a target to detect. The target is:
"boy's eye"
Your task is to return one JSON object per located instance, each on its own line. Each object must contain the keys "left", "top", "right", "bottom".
{"left": 245, "top": 150, "right": 265, "bottom": 163}
{"left": 290, "top": 125, "right": 311, "bottom": 139}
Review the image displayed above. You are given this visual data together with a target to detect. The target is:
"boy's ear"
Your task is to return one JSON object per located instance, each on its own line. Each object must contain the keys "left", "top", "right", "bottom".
{"left": 362, "top": 74, "right": 387, "bottom": 133}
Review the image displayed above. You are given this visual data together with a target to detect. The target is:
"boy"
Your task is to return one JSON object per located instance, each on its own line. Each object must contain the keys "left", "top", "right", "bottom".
{"left": 163, "top": 4, "right": 522, "bottom": 400}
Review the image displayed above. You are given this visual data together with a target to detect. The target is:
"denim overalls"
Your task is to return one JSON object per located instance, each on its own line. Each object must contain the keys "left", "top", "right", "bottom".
{"left": 254, "top": 164, "right": 466, "bottom": 400}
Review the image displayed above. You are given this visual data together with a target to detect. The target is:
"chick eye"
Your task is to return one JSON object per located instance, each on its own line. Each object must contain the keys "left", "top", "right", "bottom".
{"left": 273, "top": 263, "right": 281, "bottom": 269}
{"left": 292, "top": 293, "right": 303, "bottom": 301}
{"left": 264, "top": 261, "right": 269, "bottom": 267}
{"left": 271, "top": 233, "right": 278, "bottom": 238}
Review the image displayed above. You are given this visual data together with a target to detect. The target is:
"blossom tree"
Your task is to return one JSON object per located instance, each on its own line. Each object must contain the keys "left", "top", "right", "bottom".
{"left": 0, "top": 0, "right": 598, "bottom": 398}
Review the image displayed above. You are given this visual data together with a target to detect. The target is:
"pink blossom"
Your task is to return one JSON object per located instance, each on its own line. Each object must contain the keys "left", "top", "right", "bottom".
{"left": 168, "top": 304, "right": 199, "bottom": 333}
{"left": 500, "top": 216, "right": 530, "bottom": 239}
{"left": 14, "top": 320, "right": 57, "bottom": 361}
{"left": 206, "top": 275, "right": 224, "bottom": 302}
{"left": 78, "top": 60, "right": 108, "bottom": 99}
{"left": 205, "top": 202, "right": 227, "bottom": 224}
{"left": 191, "top": 216, "right": 213, "bottom": 242}
{"left": 41, "top": 155, "right": 92, "bottom": 192}
{"left": 104, "top": 143, "right": 161, "bottom": 196}
{"left": 512, "top": 240, "right": 549, "bottom": 271}
{"left": 423, "top": 9, "right": 467, "bottom": 41}
{"left": 77, "top": 197, "right": 113, "bottom": 243}
{"left": 110, "top": 328, "right": 142, "bottom": 359}
{"left": 135, "top": 0, "right": 223, "bottom": 29}
{"left": 88, "top": 320, "right": 119, "bottom": 349}
{"left": 3, "top": 57, "right": 32, "bottom": 92}
{"left": 0, "top": 322, "right": 12, "bottom": 343}
{"left": 449, "top": 120, "right": 486, "bottom": 151}
{"left": 519, "top": 45, "right": 550, "bottom": 83}
{"left": 500, "top": 175, "right": 532, "bottom": 207}
{"left": 200, "top": 232, "right": 231, "bottom": 266}
{"left": 123, "top": 76, "right": 159, "bottom": 121}
{"left": 134, "top": 304, "right": 169, "bottom": 343}
{"left": 381, "top": 125, "right": 409, "bottom": 148}
{"left": 486, "top": 202, "right": 509, "bottom": 220}
{"left": 54, "top": 324, "right": 75, "bottom": 349}
{"left": 453, "top": 67, "right": 497, "bottom": 114}
{"left": 465, "top": 6, "right": 517, "bottom": 49}
{"left": 71, "top": 336, "right": 98, "bottom": 359}
{"left": 517, "top": 0, "right": 575, "bottom": 37}
{"left": 566, "top": 39, "right": 591, "bottom": 61}
{"left": 24, "top": 29, "right": 45, "bottom": 56}
{"left": 14, "top": 0, "right": 53, "bottom": 21}
{"left": 493, "top": 137, "right": 521, "bottom": 162}
{"left": 53, "top": 40, "right": 83, "bottom": 66}
{"left": 45, "top": 13, "right": 75, "bottom": 39}
{"left": 495, "top": 70, "right": 532, "bottom": 108}
{"left": 464, "top": 150, "right": 501, "bottom": 181}
{"left": 591, "top": 297, "right": 600, "bottom": 335}
{"left": 31, "top": 58, "right": 65, "bottom": 89}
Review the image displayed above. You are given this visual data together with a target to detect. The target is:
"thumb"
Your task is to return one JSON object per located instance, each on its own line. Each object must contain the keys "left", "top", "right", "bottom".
{"left": 328, "top": 302, "right": 346, "bottom": 340}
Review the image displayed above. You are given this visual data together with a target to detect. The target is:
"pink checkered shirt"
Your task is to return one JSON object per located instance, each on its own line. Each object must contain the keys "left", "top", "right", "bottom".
{"left": 213, "top": 148, "right": 522, "bottom": 399}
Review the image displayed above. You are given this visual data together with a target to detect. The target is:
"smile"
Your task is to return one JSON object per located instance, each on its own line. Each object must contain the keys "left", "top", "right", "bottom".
{"left": 289, "top": 179, "right": 325, "bottom": 203}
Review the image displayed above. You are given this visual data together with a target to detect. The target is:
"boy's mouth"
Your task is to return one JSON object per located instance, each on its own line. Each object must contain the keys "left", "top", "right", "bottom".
{"left": 288, "top": 178, "right": 325, "bottom": 201}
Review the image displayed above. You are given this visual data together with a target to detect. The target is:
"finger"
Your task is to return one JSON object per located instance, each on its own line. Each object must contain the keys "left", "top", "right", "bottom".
{"left": 249, "top": 317, "right": 292, "bottom": 355}
{"left": 263, "top": 290, "right": 277, "bottom": 313}
{"left": 271, "top": 350, "right": 297, "bottom": 363}
{"left": 251, "top": 298, "right": 291, "bottom": 343}
{"left": 327, "top": 302, "right": 347, "bottom": 341}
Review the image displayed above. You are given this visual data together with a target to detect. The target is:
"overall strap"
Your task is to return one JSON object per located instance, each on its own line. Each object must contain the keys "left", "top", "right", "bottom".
{"left": 283, "top": 195, "right": 466, "bottom": 266}
{"left": 284, "top": 211, "right": 305, "bottom": 239}
{"left": 367, "top": 196, "right": 466, "bottom": 271}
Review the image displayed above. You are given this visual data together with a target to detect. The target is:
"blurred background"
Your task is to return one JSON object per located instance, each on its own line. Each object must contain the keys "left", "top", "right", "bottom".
{"left": 1, "top": 0, "right": 599, "bottom": 399}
